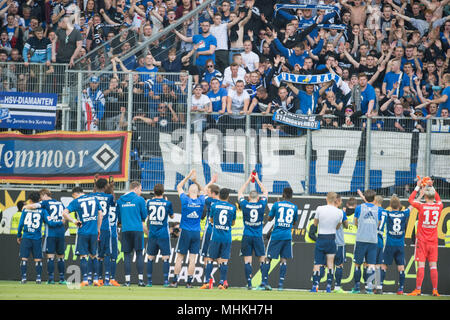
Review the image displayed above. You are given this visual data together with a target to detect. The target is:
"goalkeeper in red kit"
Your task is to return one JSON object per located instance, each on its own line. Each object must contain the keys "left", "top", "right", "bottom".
{"left": 407, "top": 177, "right": 443, "bottom": 297}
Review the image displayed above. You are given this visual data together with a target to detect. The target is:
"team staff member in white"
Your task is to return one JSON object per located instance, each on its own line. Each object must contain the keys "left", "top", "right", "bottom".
{"left": 310, "top": 192, "right": 343, "bottom": 293}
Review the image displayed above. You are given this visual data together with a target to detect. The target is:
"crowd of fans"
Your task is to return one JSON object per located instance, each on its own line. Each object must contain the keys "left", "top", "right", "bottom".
{"left": 1, "top": 0, "right": 450, "bottom": 136}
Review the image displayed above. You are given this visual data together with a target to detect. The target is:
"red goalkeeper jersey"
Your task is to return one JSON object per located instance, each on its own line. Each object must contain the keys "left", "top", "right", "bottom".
{"left": 408, "top": 190, "right": 443, "bottom": 244}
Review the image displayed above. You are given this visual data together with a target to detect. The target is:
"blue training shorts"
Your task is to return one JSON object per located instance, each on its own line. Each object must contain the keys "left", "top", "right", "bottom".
{"left": 75, "top": 234, "right": 98, "bottom": 256}
{"left": 382, "top": 245, "right": 405, "bottom": 266}
{"left": 20, "top": 238, "right": 43, "bottom": 259}
{"left": 147, "top": 236, "right": 171, "bottom": 256}
{"left": 353, "top": 241, "right": 377, "bottom": 265}
{"left": 266, "top": 239, "right": 292, "bottom": 259}
{"left": 240, "top": 235, "right": 265, "bottom": 257}
{"left": 176, "top": 229, "right": 200, "bottom": 255}
{"left": 44, "top": 236, "right": 65, "bottom": 255}
{"left": 121, "top": 231, "right": 144, "bottom": 253}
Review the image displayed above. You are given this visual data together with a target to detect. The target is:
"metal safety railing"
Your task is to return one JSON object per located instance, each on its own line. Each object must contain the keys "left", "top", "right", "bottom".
{"left": 1, "top": 67, "right": 449, "bottom": 199}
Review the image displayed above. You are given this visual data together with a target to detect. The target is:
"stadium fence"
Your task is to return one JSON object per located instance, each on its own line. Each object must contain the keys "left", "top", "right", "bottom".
{"left": 1, "top": 66, "right": 449, "bottom": 199}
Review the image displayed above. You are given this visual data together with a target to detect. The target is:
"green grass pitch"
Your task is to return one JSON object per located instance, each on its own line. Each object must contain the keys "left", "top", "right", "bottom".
{"left": 0, "top": 281, "right": 448, "bottom": 300}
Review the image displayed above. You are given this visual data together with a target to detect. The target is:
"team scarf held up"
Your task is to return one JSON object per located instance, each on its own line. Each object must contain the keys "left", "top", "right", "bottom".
{"left": 275, "top": 4, "right": 346, "bottom": 30}
{"left": 273, "top": 72, "right": 341, "bottom": 87}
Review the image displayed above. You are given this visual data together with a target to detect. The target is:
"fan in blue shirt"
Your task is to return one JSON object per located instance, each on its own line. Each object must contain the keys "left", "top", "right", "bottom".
{"left": 22, "top": 188, "right": 66, "bottom": 284}
{"left": 207, "top": 78, "right": 228, "bottom": 123}
{"left": 287, "top": 81, "right": 333, "bottom": 115}
{"left": 203, "top": 188, "right": 236, "bottom": 290}
{"left": 258, "top": 187, "right": 298, "bottom": 291}
{"left": 238, "top": 172, "right": 269, "bottom": 290}
{"left": 18, "top": 191, "right": 63, "bottom": 284}
{"left": 171, "top": 169, "right": 206, "bottom": 288}
{"left": 174, "top": 20, "right": 217, "bottom": 69}
{"left": 63, "top": 187, "right": 103, "bottom": 286}
{"left": 145, "top": 184, "right": 174, "bottom": 287}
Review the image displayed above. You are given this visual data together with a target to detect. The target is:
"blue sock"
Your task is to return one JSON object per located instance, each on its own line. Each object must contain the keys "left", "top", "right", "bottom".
{"left": 57, "top": 258, "right": 65, "bottom": 281}
{"left": 326, "top": 268, "right": 334, "bottom": 287}
{"left": 205, "top": 262, "right": 213, "bottom": 283}
{"left": 91, "top": 257, "right": 98, "bottom": 281}
{"left": 398, "top": 270, "right": 405, "bottom": 290}
{"left": 363, "top": 267, "right": 368, "bottom": 283}
{"left": 163, "top": 260, "right": 170, "bottom": 283}
{"left": 319, "top": 265, "right": 325, "bottom": 280}
{"left": 173, "top": 274, "right": 178, "bottom": 283}
{"left": 380, "top": 268, "right": 386, "bottom": 287}
{"left": 261, "top": 261, "right": 270, "bottom": 285}
{"left": 80, "top": 257, "right": 88, "bottom": 282}
{"left": 312, "top": 270, "right": 320, "bottom": 287}
{"left": 20, "top": 260, "right": 27, "bottom": 280}
{"left": 279, "top": 262, "right": 287, "bottom": 287}
{"left": 219, "top": 262, "right": 228, "bottom": 284}
{"left": 354, "top": 266, "right": 361, "bottom": 289}
{"left": 98, "top": 259, "right": 103, "bottom": 280}
{"left": 136, "top": 251, "right": 144, "bottom": 280}
{"left": 35, "top": 261, "right": 42, "bottom": 280}
{"left": 244, "top": 263, "right": 252, "bottom": 286}
{"left": 104, "top": 256, "right": 110, "bottom": 282}
{"left": 335, "top": 266, "right": 343, "bottom": 287}
{"left": 147, "top": 259, "right": 153, "bottom": 283}
{"left": 124, "top": 252, "right": 132, "bottom": 282}
{"left": 87, "top": 257, "right": 93, "bottom": 281}
{"left": 47, "top": 258, "right": 55, "bottom": 281}
{"left": 187, "top": 275, "right": 193, "bottom": 284}
{"left": 110, "top": 258, "right": 117, "bottom": 280}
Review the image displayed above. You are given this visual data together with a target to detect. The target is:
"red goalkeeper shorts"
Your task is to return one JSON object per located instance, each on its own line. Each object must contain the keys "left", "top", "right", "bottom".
{"left": 414, "top": 238, "right": 438, "bottom": 262}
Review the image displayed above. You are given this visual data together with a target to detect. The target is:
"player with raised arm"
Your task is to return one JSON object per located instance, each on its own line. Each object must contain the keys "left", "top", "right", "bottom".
{"left": 407, "top": 177, "right": 444, "bottom": 296}
{"left": 116, "top": 181, "right": 148, "bottom": 287}
{"left": 237, "top": 172, "right": 268, "bottom": 290}
{"left": 18, "top": 192, "right": 64, "bottom": 284}
{"left": 63, "top": 187, "right": 103, "bottom": 287}
{"left": 310, "top": 192, "right": 343, "bottom": 293}
{"left": 258, "top": 187, "right": 298, "bottom": 291}
{"left": 171, "top": 169, "right": 206, "bottom": 288}
{"left": 145, "top": 184, "right": 174, "bottom": 287}
{"left": 379, "top": 195, "right": 412, "bottom": 295}
{"left": 199, "top": 174, "right": 220, "bottom": 290}
{"left": 203, "top": 188, "right": 236, "bottom": 290}
{"left": 351, "top": 189, "right": 383, "bottom": 294}
{"left": 90, "top": 178, "right": 115, "bottom": 286}
{"left": 23, "top": 189, "right": 67, "bottom": 284}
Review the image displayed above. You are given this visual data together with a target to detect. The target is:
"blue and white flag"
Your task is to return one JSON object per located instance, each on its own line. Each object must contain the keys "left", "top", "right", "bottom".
{"left": 0, "top": 92, "right": 57, "bottom": 130}
{"left": 274, "top": 72, "right": 340, "bottom": 87}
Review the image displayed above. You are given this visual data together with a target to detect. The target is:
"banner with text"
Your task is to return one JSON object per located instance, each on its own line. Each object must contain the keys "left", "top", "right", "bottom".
{"left": 0, "top": 92, "right": 57, "bottom": 130}
{"left": 0, "top": 131, "right": 131, "bottom": 184}
{"left": 272, "top": 109, "right": 321, "bottom": 129}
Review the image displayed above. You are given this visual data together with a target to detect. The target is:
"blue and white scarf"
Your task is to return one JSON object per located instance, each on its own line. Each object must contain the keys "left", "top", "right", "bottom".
{"left": 274, "top": 72, "right": 341, "bottom": 87}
